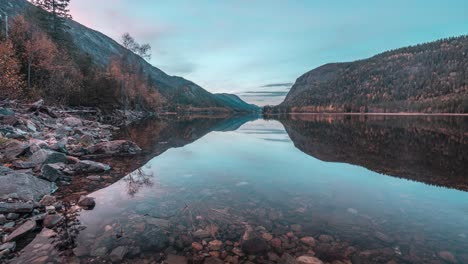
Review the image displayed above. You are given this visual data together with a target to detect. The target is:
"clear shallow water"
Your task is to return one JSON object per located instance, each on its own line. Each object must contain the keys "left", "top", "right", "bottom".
{"left": 71, "top": 116, "right": 468, "bottom": 263}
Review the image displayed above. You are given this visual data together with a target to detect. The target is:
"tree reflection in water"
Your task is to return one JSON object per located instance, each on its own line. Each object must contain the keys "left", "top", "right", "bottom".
{"left": 123, "top": 167, "right": 154, "bottom": 196}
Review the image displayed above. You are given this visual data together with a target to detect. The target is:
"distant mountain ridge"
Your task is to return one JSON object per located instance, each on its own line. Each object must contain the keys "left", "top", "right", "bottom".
{"left": 1, "top": 0, "right": 257, "bottom": 112}
{"left": 268, "top": 36, "right": 468, "bottom": 113}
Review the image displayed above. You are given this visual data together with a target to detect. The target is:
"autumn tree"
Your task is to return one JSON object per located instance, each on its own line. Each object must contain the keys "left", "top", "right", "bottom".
{"left": 0, "top": 40, "right": 24, "bottom": 99}
{"left": 9, "top": 15, "right": 81, "bottom": 103}
{"left": 110, "top": 32, "right": 160, "bottom": 112}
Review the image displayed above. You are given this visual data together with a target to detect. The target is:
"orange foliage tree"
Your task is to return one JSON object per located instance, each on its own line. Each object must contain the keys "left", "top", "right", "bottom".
{"left": 0, "top": 40, "right": 24, "bottom": 99}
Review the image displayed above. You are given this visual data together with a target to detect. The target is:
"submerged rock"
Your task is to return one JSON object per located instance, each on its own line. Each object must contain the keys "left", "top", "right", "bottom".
{"left": 110, "top": 246, "right": 128, "bottom": 262}
{"left": 279, "top": 253, "right": 297, "bottom": 264}
{"left": 296, "top": 256, "right": 324, "bottom": 264}
{"left": 438, "top": 251, "right": 457, "bottom": 263}
{"left": 166, "top": 254, "right": 187, "bottom": 264}
{"left": 300, "top": 237, "right": 316, "bottom": 247}
{"left": 242, "top": 237, "right": 268, "bottom": 254}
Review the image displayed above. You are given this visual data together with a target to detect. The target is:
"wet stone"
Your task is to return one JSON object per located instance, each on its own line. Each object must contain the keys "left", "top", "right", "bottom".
{"left": 296, "top": 255, "right": 324, "bottom": 264}
{"left": 192, "top": 242, "right": 203, "bottom": 251}
{"left": 203, "top": 257, "right": 224, "bottom": 264}
{"left": 438, "top": 251, "right": 457, "bottom": 263}
{"left": 300, "top": 236, "right": 316, "bottom": 247}
{"left": 279, "top": 253, "right": 297, "bottom": 264}
{"left": 208, "top": 239, "right": 223, "bottom": 251}
{"left": 6, "top": 213, "right": 19, "bottom": 220}
{"left": 110, "top": 246, "right": 128, "bottom": 262}
{"left": 165, "top": 254, "right": 187, "bottom": 264}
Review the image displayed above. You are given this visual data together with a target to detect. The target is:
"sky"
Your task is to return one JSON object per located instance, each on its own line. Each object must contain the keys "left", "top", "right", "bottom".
{"left": 69, "top": 0, "right": 468, "bottom": 106}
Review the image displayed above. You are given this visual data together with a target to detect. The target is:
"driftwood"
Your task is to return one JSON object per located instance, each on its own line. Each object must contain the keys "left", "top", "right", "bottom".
{"left": 28, "top": 99, "right": 58, "bottom": 118}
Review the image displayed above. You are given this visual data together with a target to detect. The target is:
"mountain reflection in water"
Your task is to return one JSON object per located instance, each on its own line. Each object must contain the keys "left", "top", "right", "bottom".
{"left": 44, "top": 115, "right": 467, "bottom": 264}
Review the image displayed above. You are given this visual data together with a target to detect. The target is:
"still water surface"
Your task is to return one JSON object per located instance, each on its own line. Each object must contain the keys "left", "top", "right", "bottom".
{"left": 73, "top": 115, "right": 468, "bottom": 263}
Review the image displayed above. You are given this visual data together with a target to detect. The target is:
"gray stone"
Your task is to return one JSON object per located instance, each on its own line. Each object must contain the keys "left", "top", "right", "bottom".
{"left": 0, "top": 166, "right": 13, "bottom": 175}
{"left": 87, "top": 140, "right": 141, "bottom": 155}
{"left": 6, "top": 213, "right": 19, "bottom": 220}
{"left": 0, "top": 242, "right": 15, "bottom": 252}
{"left": 0, "top": 214, "right": 5, "bottom": 224}
{"left": 73, "top": 160, "right": 110, "bottom": 173}
{"left": 192, "top": 229, "right": 211, "bottom": 238}
{"left": 63, "top": 117, "right": 83, "bottom": 127}
{"left": 4, "top": 221, "right": 15, "bottom": 228}
{"left": 0, "top": 172, "right": 55, "bottom": 201}
{"left": 79, "top": 134, "right": 95, "bottom": 146}
{"left": 0, "top": 107, "right": 15, "bottom": 116}
{"left": 43, "top": 214, "right": 63, "bottom": 228}
{"left": 139, "top": 229, "right": 168, "bottom": 251}
{"left": 6, "top": 220, "right": 37, "bottom": 242}
{"left": 86, "top": 175, "right": 101, "bottom": 181}
{"left": 41, "top": 163, "right": 66, "bottom": 182}
{"left": 29, "top": 149, "right": 67, "bottom": 165}
{"left": 165, "top": 255, "right": 188, "bottom": 264}
{"left": 0, "top": 139, "right": 28, "bottom": 160}
{"left": 0, "top": 202, "right": 33, "bottom": 214}
{"left": 12, "top": 161, "right": 37, "bottom": 169}
{"left": 39, "top": 195, "right": 56, "bottom": 206}
{"left": 109, "top": 246, "right": 128, "bottom": 262}
{"left": 296, "top": 256, "right": 323, "bottom": 264}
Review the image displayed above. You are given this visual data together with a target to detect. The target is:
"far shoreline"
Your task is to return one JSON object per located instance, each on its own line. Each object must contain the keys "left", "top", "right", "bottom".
{"left": 264, "top": 112, "right": 468, "bottom": 116}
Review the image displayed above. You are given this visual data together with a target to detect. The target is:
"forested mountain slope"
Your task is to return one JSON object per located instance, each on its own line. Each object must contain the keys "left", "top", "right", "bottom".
{"left": 269, "top": 36, "right": 468, "bottom": 113}
{"left": 0, "top": 0, "right": 257, "bottom": 112}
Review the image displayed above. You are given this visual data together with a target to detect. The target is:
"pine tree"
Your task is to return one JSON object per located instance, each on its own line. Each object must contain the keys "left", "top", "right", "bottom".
{"left": 32, "top": 0, "right": 71, "bottom": 40}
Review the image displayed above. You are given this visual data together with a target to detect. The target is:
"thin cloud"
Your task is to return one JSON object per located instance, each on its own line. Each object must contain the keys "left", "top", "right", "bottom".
{"left": 242, "top": 91, "right": 289, "bottom": 97}
{"left": 260, "top": 83, "right": 293, "bottom": 88}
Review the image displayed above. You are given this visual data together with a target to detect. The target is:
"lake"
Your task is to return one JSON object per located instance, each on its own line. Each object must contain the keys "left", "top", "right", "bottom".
{"left": 31, "top": 115, "right": 468, "bottom": 263}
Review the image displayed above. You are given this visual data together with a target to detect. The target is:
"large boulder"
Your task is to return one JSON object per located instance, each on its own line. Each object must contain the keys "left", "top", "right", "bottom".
{"left": 87, "top": 140, "right": 141, "bottom": 155}
{"left": 0, "top": 171, "right": 56, "bottom": 201}
{"left": 29, "top": 149, "right": 67, "bottom": 165}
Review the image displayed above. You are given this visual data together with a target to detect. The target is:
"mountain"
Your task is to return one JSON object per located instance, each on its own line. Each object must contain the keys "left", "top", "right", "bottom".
{"left": 0, "top": 0, "right": 257, "bottom": 112}
{"left": 213, "top": 93, "right": 260, "bottom": 112}
{"left": 268, "top": 36, "right": 468, "bottom": 114}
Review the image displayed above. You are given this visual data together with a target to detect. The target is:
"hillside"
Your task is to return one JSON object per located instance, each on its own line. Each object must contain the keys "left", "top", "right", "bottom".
{"left": 0, "top": 0, "right": 257, "bottom": 112}
{"left": 214, "top": 93, "right": 260, "bottom": 112}
{"left": 268, "top": 36, "right": 468, "bottom": 113}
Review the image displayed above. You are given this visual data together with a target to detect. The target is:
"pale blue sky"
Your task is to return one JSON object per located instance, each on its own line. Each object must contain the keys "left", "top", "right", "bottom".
{"left": 70, "top": 0, "right": 468, "bottom": 105}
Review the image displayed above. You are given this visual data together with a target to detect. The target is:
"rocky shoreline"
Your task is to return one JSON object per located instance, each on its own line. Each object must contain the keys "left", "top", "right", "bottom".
{"left": 0, "top": 100, "right": 143, "bottom": 262}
